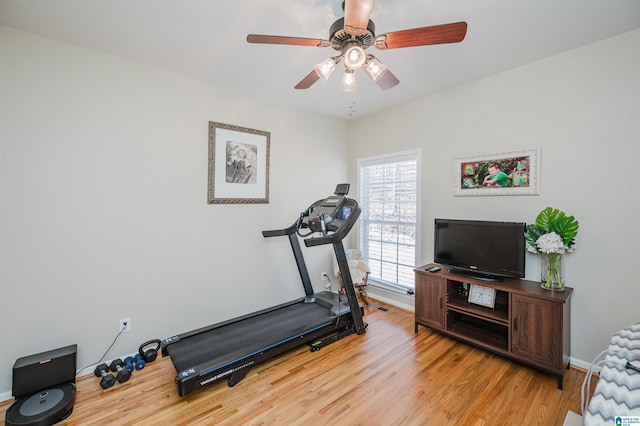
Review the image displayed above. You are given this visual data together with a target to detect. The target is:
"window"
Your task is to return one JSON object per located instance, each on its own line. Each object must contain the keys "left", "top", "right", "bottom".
{"left": 358, "top": 150, "right": 420, "bottom": 291}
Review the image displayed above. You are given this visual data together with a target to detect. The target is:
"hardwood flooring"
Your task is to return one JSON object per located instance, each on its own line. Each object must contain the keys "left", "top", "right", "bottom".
{"left": 0, "top": 299, "right": 592, "bottom": 425}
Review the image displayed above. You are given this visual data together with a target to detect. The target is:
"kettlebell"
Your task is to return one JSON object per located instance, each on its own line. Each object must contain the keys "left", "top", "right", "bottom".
{"left": 138, "top": 339, "right": 161, "bottom": 363}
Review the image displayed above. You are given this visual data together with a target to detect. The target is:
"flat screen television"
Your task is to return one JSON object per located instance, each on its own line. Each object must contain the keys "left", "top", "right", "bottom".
{"left": 434, "top": 219, "right": 526, "bottom": 281}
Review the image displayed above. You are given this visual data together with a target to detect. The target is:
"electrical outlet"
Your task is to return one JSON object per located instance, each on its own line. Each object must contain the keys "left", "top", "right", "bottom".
{"left": 321, "top": 271, "right": 329, "bottom": 282}
{"left": 120, "top": 317, "right": 131, "bottom": 333}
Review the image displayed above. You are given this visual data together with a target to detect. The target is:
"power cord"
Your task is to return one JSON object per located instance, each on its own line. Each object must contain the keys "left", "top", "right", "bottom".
{"left": 581, "top": 348, "right": 607, "bottom": 415}
{"left": 324, "top": 272, "right": 345, "bottom": 329}
{"left": 75, "top": 327, "right": 126, "bottom": 377}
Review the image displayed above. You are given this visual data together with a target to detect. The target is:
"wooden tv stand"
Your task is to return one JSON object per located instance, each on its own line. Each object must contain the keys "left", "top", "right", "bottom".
{"left": 414, "top": 264, "right": 572, "bottom": 389}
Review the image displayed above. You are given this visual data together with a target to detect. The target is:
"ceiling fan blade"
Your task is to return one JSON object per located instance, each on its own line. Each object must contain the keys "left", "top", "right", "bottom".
{"left": 374, "top": 21, "right": 467, "bottom": 50}
{"left": 344, "top": 0, "right": 375, "bottom": 36}
{"left": 294, "top": 70, "right": 321, "bottom": 89}
{"left": 247, "top": 34, "right": 331, "bottom": 47}
{"left": 375, "top": 69, "right": 399, "bottom": 90}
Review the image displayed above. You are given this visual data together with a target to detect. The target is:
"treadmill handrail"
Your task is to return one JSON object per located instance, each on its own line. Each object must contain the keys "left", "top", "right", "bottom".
{"left": 262, "top": 220, "right": 314, "bottom": 296}
{"left": 304, "top": 205, "right": 361, "bottom": 247}
{"left": 262, "top": 222, "right": 297, "bottom": 238}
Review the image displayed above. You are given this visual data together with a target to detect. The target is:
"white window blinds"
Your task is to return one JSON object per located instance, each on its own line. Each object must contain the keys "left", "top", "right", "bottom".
{"left": 358, "top": 151, "right": 419, "bottom": 289}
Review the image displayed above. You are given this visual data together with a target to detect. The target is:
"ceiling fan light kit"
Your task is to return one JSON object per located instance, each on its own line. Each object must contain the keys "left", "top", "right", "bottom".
{"left": 341, "top": 69, "right": 357, "bottom": 92}
{"left": 343, "top": 41, "right": 367, "bottom": 69}
{"left": 364, "top": 55, "right": 387, "bottom": 82}
{"left": 314, "top": 56, "right": 340, "bottom": 80}
{"left": 247, "top": 0, "right": 467, "bottom": 92}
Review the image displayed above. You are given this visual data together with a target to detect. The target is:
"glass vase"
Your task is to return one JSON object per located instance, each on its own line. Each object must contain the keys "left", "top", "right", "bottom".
{"left": 541, "top": 252, "right": 565, "bottom": 291}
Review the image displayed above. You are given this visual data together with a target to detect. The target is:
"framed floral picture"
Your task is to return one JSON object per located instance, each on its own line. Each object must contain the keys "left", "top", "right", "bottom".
{"left": 208, "top": 121, "right": 270, "bottom": 204}
{"left": 453, "top": 148, "right": 540, "bottom": 196}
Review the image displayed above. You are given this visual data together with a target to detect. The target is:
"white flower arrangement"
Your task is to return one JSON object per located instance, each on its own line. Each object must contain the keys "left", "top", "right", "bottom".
{"left": 524, "top": 207, "right": 579, "bottom": 255}
{"left": 528, "top": 231, "right": 571, "bottom": 255}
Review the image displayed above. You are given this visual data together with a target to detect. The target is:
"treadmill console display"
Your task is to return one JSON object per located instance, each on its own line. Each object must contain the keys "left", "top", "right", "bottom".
{"left": 310, "top": 196, "right": 344, "bottom": 225}
{"left": 322, "top": 196, "right": 342, "bottom": 206}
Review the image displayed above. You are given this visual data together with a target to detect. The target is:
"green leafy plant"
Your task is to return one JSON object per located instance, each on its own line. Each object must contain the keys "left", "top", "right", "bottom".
{"left": 525, "top": 207, "right": 579, "bottom": 254}
{"left": 525, "top": 207, "right": 579, "bottom": 290}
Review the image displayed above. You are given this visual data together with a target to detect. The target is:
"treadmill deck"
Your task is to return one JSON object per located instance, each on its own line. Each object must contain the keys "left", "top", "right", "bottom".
{"left": 167, "top": 298, "right": 343, "bottom": 373}
{"left": 163, "top": 292, "right": 357, "bottom": 395}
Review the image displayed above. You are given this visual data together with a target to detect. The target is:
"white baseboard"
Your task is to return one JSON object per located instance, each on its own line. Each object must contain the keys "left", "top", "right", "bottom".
{"left": 367, "top": 287, "right": 414, "bottom": 312}
{"left": 570, "top": 357, "right": 600, "bottom": 373}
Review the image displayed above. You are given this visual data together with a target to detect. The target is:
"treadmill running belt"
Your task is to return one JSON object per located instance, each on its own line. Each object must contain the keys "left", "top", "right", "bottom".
{"left": 166, "top": 301, "right": 336, "bottom": 374}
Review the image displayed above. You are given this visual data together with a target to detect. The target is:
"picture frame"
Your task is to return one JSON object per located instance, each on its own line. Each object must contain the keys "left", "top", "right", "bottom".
{"left": 453, "top": 147, "right": 540, "bottom": 196}
{"left": 208, "top": 121, "right": 270, "bottom": 204}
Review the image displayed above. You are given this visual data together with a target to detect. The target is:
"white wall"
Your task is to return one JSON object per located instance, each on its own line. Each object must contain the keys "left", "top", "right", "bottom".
{"left": 0, "top": 27, "right": 348, "bottom": 396}
{"left": 348, "top": 29, "right": 640, "bottom": 368}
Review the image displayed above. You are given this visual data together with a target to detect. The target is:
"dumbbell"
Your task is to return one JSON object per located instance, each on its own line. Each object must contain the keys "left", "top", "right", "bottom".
{"left": 94, "top": 363, "right": 116, "bottom": 389}
{"left": 124, "top": 354, "right": 145, "bottom": 372}
{"left": 109, "top": 358, "right": 131, "bottom": 383}
{"left": 134, "top": 353, "right": 146, "bottom": 369}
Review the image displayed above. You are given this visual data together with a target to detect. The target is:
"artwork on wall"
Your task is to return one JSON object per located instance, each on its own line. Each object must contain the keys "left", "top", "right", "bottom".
{"left": 453, "top": 148, "right": 540, "bottom": 196}
{"left": 208, "top": 121, "right": 270, "bottom": 204}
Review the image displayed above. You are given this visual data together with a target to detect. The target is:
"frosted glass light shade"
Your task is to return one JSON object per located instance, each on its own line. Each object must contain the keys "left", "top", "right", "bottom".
{"left": 341, "top": 69, "right": 356, "bottom": 91}
{"left": 365, "top": 56, "right": 388, "bottom": 81}
{"left": 314, "top": 57, "right": 338, "bottom": 80}
{"left": 343, "top": 42, "right": 366, "bottom": 70}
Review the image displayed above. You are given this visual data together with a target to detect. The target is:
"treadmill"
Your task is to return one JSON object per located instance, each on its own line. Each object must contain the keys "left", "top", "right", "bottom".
{"left": 162, "top": 184, "right": 367, "bottom": 396}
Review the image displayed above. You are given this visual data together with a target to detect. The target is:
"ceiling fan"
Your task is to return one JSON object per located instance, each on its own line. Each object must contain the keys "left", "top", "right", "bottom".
{"left": 246, "top": 0, "right": 467, "bottom": 91}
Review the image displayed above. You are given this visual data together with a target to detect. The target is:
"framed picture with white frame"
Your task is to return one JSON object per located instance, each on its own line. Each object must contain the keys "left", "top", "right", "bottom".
{"left": 453, "top": 148, "right": 540, "bottom": 196}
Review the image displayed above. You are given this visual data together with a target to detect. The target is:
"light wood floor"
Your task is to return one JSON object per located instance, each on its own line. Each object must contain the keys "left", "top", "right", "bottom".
{"left": 1, "top": 299, "right": 593, "bottom": 425}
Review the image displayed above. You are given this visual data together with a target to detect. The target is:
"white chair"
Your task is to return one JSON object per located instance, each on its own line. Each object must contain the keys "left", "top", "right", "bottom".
{"left": 333, "top": 249, "right": 371, "bottom": 307}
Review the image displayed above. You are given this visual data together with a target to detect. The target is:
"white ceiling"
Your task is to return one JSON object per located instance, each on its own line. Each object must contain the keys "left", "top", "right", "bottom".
{"left": 2, "top": 0, "right": 640, "bottom": 120}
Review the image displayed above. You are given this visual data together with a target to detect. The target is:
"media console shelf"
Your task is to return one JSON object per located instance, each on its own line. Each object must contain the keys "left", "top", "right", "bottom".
{"left": 415, "top": 264, "right": 572, "bottom": 389}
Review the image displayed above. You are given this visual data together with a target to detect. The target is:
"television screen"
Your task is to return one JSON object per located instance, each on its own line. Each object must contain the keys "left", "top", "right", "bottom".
{"left": 434, "top": 219, "right": 526, "bottom": 280}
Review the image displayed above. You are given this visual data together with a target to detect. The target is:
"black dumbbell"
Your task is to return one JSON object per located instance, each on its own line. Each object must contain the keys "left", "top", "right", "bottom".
{"left": 109, "top": 358, "right": 131, "bottom": 383}
{"left": 94, "top": 363, "right": 116, "bottom": 389}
